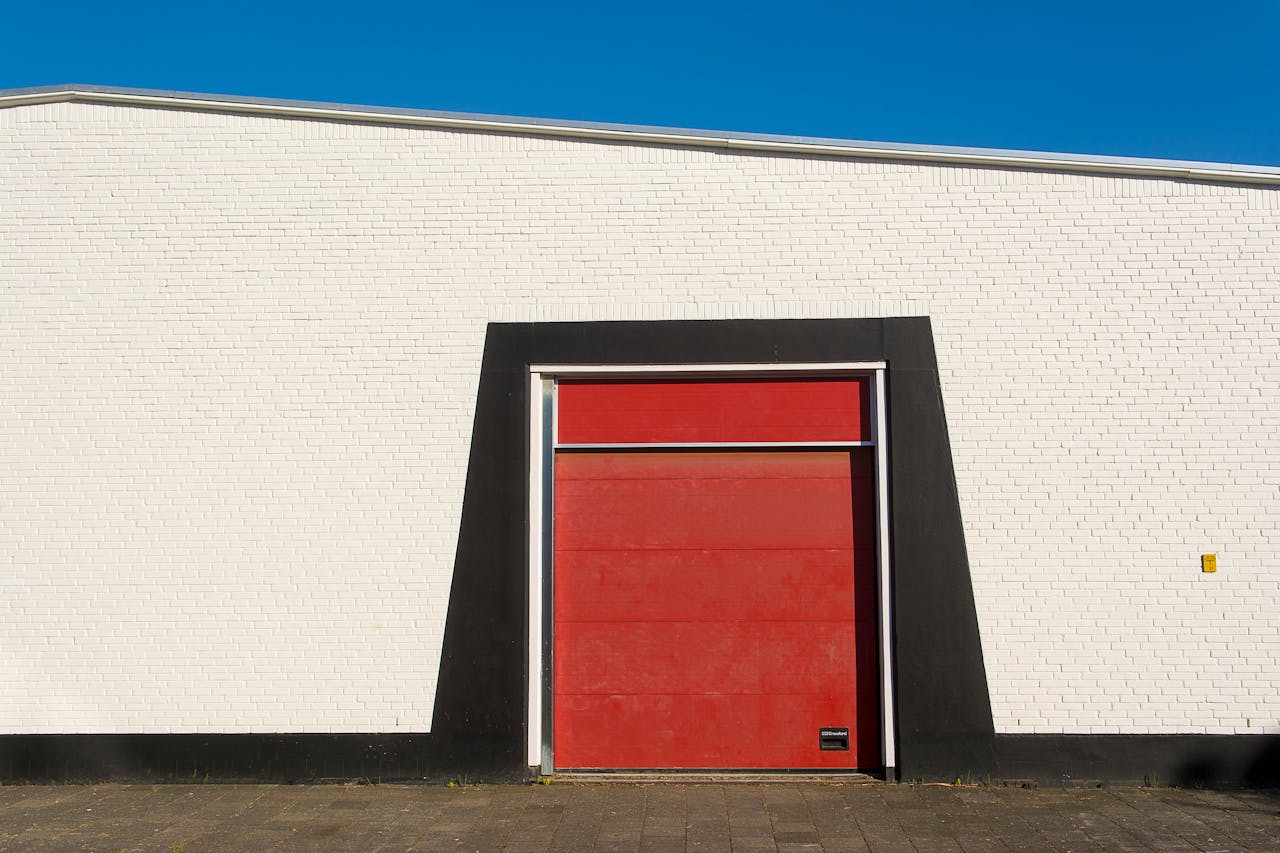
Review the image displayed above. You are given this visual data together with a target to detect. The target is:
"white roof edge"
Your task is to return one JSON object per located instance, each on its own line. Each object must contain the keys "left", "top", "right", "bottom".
{"left": 4, "top": 84, "right": 1280, "bottom": 186}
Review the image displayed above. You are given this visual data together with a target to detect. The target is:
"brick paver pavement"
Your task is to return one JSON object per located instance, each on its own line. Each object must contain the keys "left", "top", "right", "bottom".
{"left": 0, "top": 782, "right": 1276, "bottom": 852}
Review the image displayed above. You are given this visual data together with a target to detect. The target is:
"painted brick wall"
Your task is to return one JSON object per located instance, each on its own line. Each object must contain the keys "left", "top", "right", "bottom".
{"left": 1, "top": 101, "right": 1276, "bottom": 735}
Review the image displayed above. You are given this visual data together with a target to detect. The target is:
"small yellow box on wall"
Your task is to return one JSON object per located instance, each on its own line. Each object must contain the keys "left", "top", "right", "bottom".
{"left": 1202, "top": 554, "right": 1217, "bottom": 573}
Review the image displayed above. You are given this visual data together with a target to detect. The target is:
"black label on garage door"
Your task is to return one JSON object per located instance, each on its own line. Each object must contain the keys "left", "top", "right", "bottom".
{"left": 819, "top": 728, "right": 850, "bottom": 750}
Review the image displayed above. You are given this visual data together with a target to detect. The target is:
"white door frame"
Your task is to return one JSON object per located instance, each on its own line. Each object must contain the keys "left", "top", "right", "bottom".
{"left": 526, "top": 362, "right": 897, "bottom": 776}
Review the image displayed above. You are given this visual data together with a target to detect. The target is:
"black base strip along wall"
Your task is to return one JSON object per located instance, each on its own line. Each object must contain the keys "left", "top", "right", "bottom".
{"left": 2, "top": 318, "right": 1276, "bottom": 786}
{"left": 0, "top": 734, "right": 525, "bottom": 784}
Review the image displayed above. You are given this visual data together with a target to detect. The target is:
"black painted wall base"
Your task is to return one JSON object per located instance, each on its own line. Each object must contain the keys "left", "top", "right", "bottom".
{"left": 902, "top": 733, "right": 1280, "bottom": 788}
{"left": 0, "top": 734, "right": 529, "bottom": 784}
{"left": 993, "top": 734, "right": 1280, "bottom": 788}
{"left": 1, "top": 733, "right": 1275, "bottom": 787}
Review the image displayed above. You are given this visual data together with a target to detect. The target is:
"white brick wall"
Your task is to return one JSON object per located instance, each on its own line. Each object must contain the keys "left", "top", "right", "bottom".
{"left": 1, "top": 100, "right": 1276, "bottom": 734}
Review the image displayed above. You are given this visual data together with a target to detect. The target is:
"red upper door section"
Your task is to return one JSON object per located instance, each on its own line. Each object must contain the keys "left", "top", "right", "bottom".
{"left": 557, "top": 376, "right": 871, "bottom": 445}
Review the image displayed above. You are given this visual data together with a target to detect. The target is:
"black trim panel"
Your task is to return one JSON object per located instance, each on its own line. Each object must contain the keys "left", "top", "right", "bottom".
{"left": 443, "top": 318, "right": 996, "bottom": 781}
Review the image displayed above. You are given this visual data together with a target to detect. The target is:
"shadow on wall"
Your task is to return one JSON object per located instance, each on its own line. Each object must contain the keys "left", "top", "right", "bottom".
{"left": 1244, "top": 738, "right": 1280, "bottom": 787}
{"left": 1176, "top": 736, "right": 1280, "bottom": 788}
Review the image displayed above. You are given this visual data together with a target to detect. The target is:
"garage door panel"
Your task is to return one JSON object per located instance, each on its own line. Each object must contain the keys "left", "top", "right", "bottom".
{"left": 554, "top": 620, "right": 877, "bottom": 696}
{"left": 555, "top": 486, "right": 871, "bottom": 551}
{"left": 552, "top": 444, "right": 880, "bottom": 770}
{"left": 557, "top": 377, "right": 872, "bottom": 445}
{"left": 554, "top": 548, "right": 877, "bottom": 623}
{"left": 555, "top": 692, "right": 876, "bottom": 769}
{"left": 555, "top": 475, "right": 875, "bottom": 552}
{"left": 556, "top": 450, "right": 874, "bottom": 481}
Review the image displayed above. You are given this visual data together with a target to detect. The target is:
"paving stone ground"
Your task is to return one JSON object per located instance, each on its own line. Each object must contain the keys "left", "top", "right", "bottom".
{"left": 0, "top": 782, "right": 1276, "bottom": 852}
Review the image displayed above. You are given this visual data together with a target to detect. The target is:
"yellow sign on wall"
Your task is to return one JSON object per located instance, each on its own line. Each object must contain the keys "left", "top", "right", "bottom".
{"left": 1202, "top": 554, "right": 1217, "bottom": 573}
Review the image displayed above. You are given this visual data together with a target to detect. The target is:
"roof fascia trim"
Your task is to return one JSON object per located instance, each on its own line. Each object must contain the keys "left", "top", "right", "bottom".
{"left": 4, "top": 85, "right": 1280, "bottom": 186}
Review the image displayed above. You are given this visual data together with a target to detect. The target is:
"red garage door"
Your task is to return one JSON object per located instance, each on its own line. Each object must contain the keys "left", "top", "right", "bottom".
{"left": 551, "top": 377, "right": 880, "bottom": 770}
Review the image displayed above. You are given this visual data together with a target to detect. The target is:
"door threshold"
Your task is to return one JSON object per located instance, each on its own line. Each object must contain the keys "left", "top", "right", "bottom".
{"left": 551, "top": 771, "right": 880, "bottom": 784}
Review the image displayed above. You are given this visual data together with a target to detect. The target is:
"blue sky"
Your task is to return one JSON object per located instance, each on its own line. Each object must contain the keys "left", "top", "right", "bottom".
{"left": 4, "top": 1, "right": 1279, "bottom": 166}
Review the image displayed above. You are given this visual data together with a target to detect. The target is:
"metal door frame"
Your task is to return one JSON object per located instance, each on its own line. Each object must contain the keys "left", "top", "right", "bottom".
{"left": 526, "top": 362, "right": 896, "bottom": 777}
